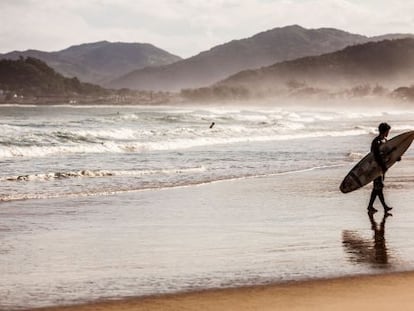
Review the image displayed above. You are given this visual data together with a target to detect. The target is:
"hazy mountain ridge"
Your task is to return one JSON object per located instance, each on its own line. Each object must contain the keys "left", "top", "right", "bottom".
{"left": 222, "top": 38, "right": 414, "bottom": 87}
{"left": 181, "top": 38, "right": 414, "bottom": 101}
{"left": 0, "top": 41, "right": 181, "bottom": 85}
{"left": 0, "top": 57, "right": 178, "bottom": 105}
{"left": 109, "top": 25, "right": 414, "bottom": 92}
{"left": 109, "top": 25, "right": 371, "bottom": 91}
{"left": 1, "top": 25, "right": 413, "bottom": 96}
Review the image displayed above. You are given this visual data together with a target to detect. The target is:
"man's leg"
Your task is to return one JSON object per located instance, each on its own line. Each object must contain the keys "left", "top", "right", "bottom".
{"left": 376, "top": 175, "right": 392, "bottom": 211}
{"left": 368, "top": 189, "right": 378, "bottom": 212}
{"left": 378, "top": 190, "right": 392, "bottom": 211}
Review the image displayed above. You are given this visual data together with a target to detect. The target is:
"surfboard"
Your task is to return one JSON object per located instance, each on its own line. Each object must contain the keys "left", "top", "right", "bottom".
{"left": 340, "top": 130, "right": 414, "bottom": 193}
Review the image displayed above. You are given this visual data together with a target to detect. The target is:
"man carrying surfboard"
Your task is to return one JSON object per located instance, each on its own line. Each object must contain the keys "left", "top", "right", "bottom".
{"left": 340, "top": 126, "right": 413, "bottom": 197}
{"left": 367, "top": 122, "right": 394, "bottom": 213}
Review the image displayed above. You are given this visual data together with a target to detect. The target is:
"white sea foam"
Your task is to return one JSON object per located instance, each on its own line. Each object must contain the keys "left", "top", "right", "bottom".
{"left": 347, "top": 152, "right": 365, "bottom": 160}
{"left": 2, "top": 105, "right": 414, "bottom": 209}
{"left": 391, "top": 125, "right": 414, "bottom": 132}
{"left": 1, "top": 167, "right": 207, "bottom": 182}
{"left": 64, "top": 128, "right": 138, "bottom": 140}
{"left": 0, "top": 165, "right": 339, "bottom": 203}
{"left": 0, "top": 125, "right": 372, "bottom": 158}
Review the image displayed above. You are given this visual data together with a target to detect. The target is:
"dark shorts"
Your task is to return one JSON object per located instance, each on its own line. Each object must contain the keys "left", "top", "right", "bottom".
{"left": 373, "top": 175, "right": 384, "bottom": 190}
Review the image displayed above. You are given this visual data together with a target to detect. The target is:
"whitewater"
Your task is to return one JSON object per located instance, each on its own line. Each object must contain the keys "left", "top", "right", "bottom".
{"left": 4, "top": 103, "right": 414, "bottom": 310}
{"left": 1, "top": 104, "right": 413, "bottom": 202}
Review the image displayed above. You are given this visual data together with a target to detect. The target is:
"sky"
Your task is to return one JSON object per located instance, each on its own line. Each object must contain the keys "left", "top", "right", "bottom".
{"left": 1, "top": 0, "right": 413, "bottom": 58}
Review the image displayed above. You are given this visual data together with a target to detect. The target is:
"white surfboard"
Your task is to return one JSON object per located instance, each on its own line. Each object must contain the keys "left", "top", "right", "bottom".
{"left": 340, "top": 130, "right": 414, "bottom": 193}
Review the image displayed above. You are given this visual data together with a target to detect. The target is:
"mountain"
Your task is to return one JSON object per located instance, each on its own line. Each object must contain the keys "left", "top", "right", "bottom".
{"left": 392, "top": 85, "right": 414, "bottom": 101}
{"left": 0, "top": 57, "right": 106, "bottom": 96}
{"left": 108, "top": 25, "right": 413, "bottom": 91}
{"left": 371, "top": 33, "right": 414, "bottom": 42}
{"left": 187, "top": 38, "right": 414, "bottom": 100}
{"left": 0, "top": 41, "right": 181, "bottom": 85}
{"left": 109, "top": 25, "right": 367, "bottom": 91}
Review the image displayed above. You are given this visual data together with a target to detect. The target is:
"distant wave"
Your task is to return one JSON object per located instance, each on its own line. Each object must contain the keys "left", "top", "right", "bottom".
{"left": 2, "top": 106, "right": 413, "bottom": 206}
{"left": 2, "top": 107, "right": 412, "bottom": 159}
{"left": 0, "top": 128, "right": 371, "bottom": 158}
{"left": 0, "top": 165, "right": 342, "bottom": 203}
{"left": 1, "top": 167, "right": 206, "bottom": 182}
{"left": 347, "top": 152, "right": 365, "bottom": 161}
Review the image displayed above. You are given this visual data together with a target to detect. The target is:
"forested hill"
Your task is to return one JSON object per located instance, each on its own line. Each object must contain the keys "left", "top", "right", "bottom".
{"left": 0, "top": 41, "right": 182, "bottom": 85}
{"left": 219, "top": 38, "right": 414, "bottom": 90}
{"left": 181, "top": 38, "right": 414, "bottom": 101}
{"left": 0, "top": 57, "right": 106, "bottom": 96}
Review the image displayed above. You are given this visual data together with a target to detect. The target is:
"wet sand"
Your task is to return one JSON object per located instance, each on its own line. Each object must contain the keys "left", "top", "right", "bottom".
{"left": 3, "top": 161, "right": 414, "bottom": 310}
{"left": 31, "top": 271, "right": 414, "bottom": 311}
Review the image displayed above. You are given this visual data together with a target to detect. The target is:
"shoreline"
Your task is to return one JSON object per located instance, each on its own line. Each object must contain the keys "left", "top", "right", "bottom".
{"left": 0, "top": 96, "right": 412, "bottom": 108}
{"left": 0, "top": 163, "right": 347, "bottom": 203}
{"left": 3, "top": 163, "right": 414, "bottom": 310}
{"left": 26, "top": 271, "right": 414, "bottom": 311}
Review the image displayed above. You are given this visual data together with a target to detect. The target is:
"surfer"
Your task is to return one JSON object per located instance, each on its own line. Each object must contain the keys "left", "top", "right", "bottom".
{"left": 367, "top": 122, "right": 396, "bottom": 213}
{"left": 209, "top": 122, "right": 215, "bottom": 129}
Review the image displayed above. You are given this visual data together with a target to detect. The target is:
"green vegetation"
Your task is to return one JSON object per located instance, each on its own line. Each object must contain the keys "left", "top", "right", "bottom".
{"left": 0, "top": 57, "right": 107, "bottom": 96}
{"left": 392, "top": 86, "right": 414, "bottom": 101}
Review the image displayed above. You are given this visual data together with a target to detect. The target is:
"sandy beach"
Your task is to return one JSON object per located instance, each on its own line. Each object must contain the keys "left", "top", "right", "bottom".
{"left": 30, "top": 271, "right": 414, "bottom": 311}
{"left": 2, "top": 160, "right": 414, "bottom": 310}
{"left": 3, "top": 3, "right": 414, "bottom": 310}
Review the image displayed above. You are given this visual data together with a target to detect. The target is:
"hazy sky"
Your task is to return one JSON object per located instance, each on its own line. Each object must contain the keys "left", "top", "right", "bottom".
{"left": 1, "top": 0, "right": 413, "bottom": 57}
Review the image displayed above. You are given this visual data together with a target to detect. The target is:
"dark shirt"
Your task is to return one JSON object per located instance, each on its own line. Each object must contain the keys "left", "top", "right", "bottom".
{"left": 371, "top": 135, "right": 387, "bottom": 172}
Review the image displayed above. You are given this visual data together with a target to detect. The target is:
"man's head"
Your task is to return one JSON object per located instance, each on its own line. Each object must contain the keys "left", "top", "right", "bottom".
{"left": 378, "top": 122, "right": 391, "bottom": 136}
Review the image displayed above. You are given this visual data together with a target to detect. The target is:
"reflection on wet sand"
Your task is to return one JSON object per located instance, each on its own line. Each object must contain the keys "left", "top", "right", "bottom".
{"left": 342, "top": 212, "right": 392, "bottom": 268}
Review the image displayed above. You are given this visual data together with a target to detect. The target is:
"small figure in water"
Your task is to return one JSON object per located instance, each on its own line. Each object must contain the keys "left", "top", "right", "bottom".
{"left": 209, "top": 122, "right": 215, "bottom": 129}
{"left": 367, "top": 122, "right": 399, "bottom": 213}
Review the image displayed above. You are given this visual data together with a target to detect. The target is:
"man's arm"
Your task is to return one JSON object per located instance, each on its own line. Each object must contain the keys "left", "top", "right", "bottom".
{"left": 372, "top": 139, "right": 387, "bottom": 173}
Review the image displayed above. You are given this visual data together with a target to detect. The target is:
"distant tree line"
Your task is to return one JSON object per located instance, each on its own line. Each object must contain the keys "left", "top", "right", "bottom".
{"left": 392, "top": 86, "right": 414, "bottom": 101}
{"left": 180, "top": 80, "right": 395, "bottom": 102}
{"left": 181, "top": 85, "right": 252, "bottom": 101}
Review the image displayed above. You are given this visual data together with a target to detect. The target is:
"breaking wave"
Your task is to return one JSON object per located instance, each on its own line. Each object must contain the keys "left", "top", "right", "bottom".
{"left": 1, "top": 167, "right": 207, "bottom": 182}
{"left": 0, "top": 127, "right": 372, "bottom": 159}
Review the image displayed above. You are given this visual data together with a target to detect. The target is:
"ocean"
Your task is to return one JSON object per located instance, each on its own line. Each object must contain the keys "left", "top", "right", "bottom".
{"left": 1, "top": 104, "right": 413, "bottom": 202}
{"left": 1, "top": 103, "right": 414, "bottom": 309}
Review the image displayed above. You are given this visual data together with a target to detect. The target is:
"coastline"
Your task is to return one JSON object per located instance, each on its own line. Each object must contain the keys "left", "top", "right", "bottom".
{"left": 28, "top": 271, "right": 414, "bottom": 311}
{"left": 3, "top": 162, "right": 414, "bottom": 310}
